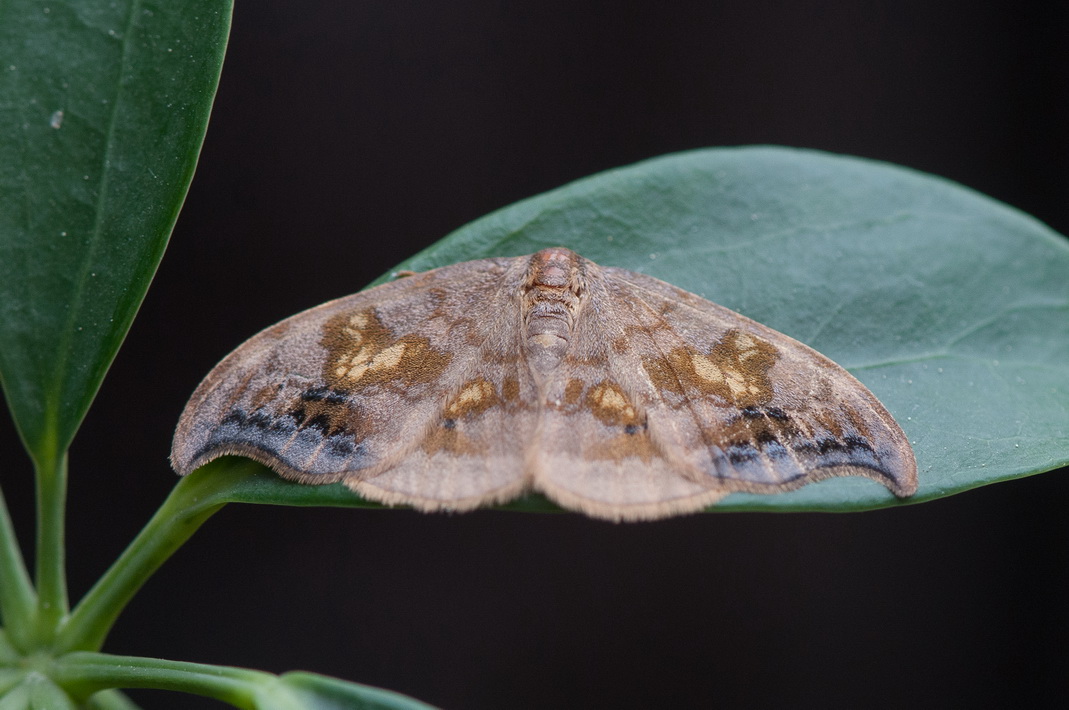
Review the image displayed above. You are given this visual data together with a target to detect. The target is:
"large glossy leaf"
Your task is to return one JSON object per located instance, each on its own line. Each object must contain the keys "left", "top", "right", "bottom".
{"left": 277, "top": 672, "right": 438, "bottom": 710}
{"left": 0, "top": 0, "right": 233, "bottom": 461}
{"left": 184, "top": 147, "right": 1069, "bottom": 512}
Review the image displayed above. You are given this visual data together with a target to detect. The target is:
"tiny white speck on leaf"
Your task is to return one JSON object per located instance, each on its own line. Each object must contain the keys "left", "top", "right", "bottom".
{"left": 49, "top": 109, "right": 64, "bottom": 129}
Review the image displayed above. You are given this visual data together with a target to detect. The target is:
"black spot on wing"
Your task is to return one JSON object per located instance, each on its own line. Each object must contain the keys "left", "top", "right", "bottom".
{"left": 740, "top": 406, "right": 789, "bottom": 421}
{"left": 726, "top": 443, "right": 760, "bottom": 465}
{"left": 723, "top": 436, "right": 806, "bottom": 485}
{"left": 301, "top": 386, "right": 350, "bottom": 404}
{"left": 202, "top": 407, "right": 370, "bottom": 476}
{"left": 794, "top": 434, "right": 894, "bottom": 482}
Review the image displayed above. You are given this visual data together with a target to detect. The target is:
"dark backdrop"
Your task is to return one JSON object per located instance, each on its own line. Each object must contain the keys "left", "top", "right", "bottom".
{"left": 3, "top": 2, "right": 1068, "bottom": 708}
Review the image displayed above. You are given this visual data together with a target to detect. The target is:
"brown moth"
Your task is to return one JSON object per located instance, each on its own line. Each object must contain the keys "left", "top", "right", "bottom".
{"left": 171, "top": 247, "right": 917, "bottom": 520}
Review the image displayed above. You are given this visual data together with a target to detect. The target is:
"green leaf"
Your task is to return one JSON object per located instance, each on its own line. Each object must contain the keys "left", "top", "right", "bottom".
{"left": 0, "top": 486, "right": 35, "bottom": 647}
{"left": 276, "top": 672, "right": 438, "bottom": 710}
{"left": 0, "top": 673, "right": 76, "bottom": 710}
{"left": 0, "top": 0, "right": 233, "bottom": 462}
{"left": 179, "top": 147, "right": 1069, "bottom": 512}
{"left": 50, "top": 653, "right": 437, "bottom": 710}
{"left": 0, "top": 679, "right": 30, "bottom": 710}
{"left": 85, "top": 689, "right": 142, "bottom": 710}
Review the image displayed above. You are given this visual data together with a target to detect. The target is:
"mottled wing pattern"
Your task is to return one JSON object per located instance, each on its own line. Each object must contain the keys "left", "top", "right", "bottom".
{"left": 532, "top": 263, "right": 916, "bottom": 519}
{"left": 345, "top": 260, "right": 540, "bottom": 510}
{"left": 532, "top": 269, "right": 734, "bottom": 518}
{"left": 171, "top": 257, "right": 537, "bottom": 510}
{"left": 174, "top": 247, "right": 916, "bottom": 520}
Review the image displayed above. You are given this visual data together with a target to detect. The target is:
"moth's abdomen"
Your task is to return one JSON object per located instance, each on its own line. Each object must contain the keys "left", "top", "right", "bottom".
{"left": 521, "top": 247, "right": 588, "bottom": 371}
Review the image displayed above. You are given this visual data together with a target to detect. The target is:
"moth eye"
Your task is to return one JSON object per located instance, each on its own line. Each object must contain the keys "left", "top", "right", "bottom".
{"left": 442, "top": 418, "right": 457, "bottom": 430}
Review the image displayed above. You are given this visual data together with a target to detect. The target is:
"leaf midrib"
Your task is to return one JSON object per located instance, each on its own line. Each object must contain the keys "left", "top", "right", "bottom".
{"left": 45, "top": 0, "right": 142, "bottom": 450}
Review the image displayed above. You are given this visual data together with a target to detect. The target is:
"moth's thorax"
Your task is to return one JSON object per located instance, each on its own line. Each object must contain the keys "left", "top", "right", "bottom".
{"left": 521, "top": 248, "right": 588, "bottom": 371}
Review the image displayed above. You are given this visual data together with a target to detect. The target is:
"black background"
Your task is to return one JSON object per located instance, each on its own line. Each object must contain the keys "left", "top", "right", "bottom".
{"left": 3, "top": 1, "right": 1068, "bottom": 708}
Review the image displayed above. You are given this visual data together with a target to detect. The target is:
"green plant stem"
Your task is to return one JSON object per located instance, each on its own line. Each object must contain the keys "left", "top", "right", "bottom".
{"left": 52, "top": 652, "right": 296, "bottom": 709}
{"left": 0, "top": 484, "right": 36, "bottom": 650}
{"left": 55, "top": 462, "right": 260, "bottom": 654}
{"left": 34, "top": 451, "right": 69, "bottom": 641}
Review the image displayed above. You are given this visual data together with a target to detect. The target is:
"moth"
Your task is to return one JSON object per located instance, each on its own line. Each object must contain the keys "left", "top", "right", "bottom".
{"left": 172, "top": 247, "right": 917, "bottom": 520}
